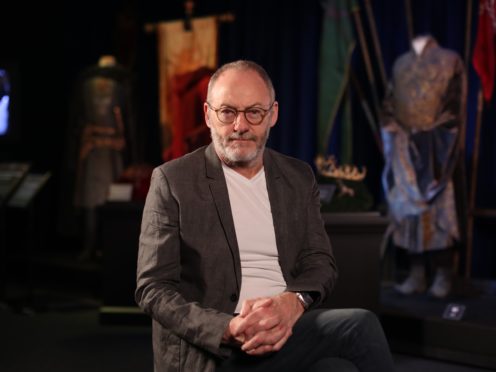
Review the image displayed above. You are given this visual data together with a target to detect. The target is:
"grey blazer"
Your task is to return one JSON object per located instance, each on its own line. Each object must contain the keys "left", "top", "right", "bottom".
{"left": 135, "top": 144, "right": 337, "bottom": 372}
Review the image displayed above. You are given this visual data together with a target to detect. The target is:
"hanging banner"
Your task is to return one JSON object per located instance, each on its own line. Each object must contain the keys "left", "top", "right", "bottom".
{"left": 157, "top": 16, "right": 218, "bottom": 160}
{"left": 472, "top": 0, "right": 496, "bottom": 102}
{"left": 318, "top": 0, "right": 358, "bottom": 158}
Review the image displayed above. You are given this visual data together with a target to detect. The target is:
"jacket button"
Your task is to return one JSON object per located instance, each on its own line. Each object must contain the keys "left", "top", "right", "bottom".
{"left": 230, "top": 294, "right": 238, "bottom": 302}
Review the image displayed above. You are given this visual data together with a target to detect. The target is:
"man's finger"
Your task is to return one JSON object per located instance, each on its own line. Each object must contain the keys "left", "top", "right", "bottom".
{"left": 251, "top": 297, "right": 273, "bottom": 310}
{"left": 258, "top": 314, "right": 281, "bottom": 329}
{"left": 241, "top": 324, "right": 287, "bottom": 352}
{"left": 271, "top": 328, "right": 292, "bottom": 352}
{"left": 245, "top": 344, "right": 274, "bottom": 356}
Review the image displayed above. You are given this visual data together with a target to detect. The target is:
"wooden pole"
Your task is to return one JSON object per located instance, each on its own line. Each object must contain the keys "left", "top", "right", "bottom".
{"left": 350, "top": 70, "right": 383, "bottom": 155}
{"left": 462, "top": 0, "right": 473, "bottom": 149}
{"left": 364, "top": 0, "right": 388, "bottom": 90}
{"left": 464, "top": 0, "right": 473, "bottom": 68}
{"left": 456, "top": 0, "right": 472, "bottom": 276}
{"left": 404, "top": 0, "right": 414, "bottom": 43}
{"left": 466, "top": 88, "right": 484, "bottom": 278}
{"left": 143, "top": 12, "right": 235, "bottom": 33}
{"left": 352, "top": 8, "right": 382, "bottom": 125}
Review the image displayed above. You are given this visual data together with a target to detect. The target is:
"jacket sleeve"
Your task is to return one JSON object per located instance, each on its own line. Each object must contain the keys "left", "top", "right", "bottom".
{"left": 135, "top": 167, "right": 232, "bottom": 358}
{"left": 285, "top": 165, "right": 338, "bottom": 308}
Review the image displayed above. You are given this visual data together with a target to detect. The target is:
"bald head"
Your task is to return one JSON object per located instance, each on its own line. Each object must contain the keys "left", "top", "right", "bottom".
{"left": 207, "top": 60, "right": 275, "bottom": 103}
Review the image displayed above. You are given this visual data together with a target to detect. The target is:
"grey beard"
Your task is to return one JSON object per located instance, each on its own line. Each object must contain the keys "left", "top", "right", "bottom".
{"left": 210, "top": 128, "right": 270, "bottom": 167}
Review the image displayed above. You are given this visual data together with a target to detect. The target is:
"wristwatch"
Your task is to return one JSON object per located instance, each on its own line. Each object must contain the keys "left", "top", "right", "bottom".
{"left": 295, "top": 291, "right": 314, "bottom": 310}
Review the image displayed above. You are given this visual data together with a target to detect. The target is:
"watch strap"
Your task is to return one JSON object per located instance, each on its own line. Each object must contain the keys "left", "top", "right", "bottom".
{"left": 295, "top": 291, "right": 314, "bottom": 310}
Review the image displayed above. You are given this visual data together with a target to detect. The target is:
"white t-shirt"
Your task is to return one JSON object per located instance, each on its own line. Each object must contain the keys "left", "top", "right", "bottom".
{"left": 222, "top": 164, "right": 287, "bottom": 313}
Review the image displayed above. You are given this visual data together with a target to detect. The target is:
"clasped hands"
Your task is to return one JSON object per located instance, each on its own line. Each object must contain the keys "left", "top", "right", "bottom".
{"left": 222, "top": 292, "right": 305, "bottom": 356}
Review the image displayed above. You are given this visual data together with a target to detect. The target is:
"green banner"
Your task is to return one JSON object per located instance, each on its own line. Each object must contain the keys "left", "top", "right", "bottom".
{"left": 318, "top": 0, "right": 358, "bottom": 157}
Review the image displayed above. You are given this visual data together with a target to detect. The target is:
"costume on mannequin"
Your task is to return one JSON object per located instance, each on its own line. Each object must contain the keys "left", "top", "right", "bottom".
{"left": 381, "top": 35, "right": 466, "bottom": 298}
{"left": 72, "top": 55, "right": 137, "bottom": 260}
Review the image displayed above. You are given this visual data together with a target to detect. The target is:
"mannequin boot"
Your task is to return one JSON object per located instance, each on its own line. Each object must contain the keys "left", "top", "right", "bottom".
{"left": 428, "top": 267, "right": 452, "bottom": 298}
{"left": 394, "top": 264, "right": 426, "bottom": 295}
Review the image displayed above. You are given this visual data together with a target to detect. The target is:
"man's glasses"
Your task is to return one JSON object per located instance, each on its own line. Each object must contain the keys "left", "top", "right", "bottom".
{"left": 206, "top": 102, "right": 274, "bottom": 126}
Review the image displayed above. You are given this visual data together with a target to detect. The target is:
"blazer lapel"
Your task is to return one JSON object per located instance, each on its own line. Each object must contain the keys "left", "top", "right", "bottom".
{"left": 263, "top": 150, "right": 290, "bottom": 275}
{"left": 204, "top": 144, "right": 242, "bottom": 290}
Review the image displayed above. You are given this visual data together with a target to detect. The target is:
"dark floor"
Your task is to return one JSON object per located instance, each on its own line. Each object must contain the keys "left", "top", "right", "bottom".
{"left": 380, "top": 280, "right": 496, "bottom": 371}
{"left": 381, "top": 278, "right": 496, "bottom": 328}
{"left": 0, "top": 298, "right": 153, "bottom": 372}
{"left": 0, "top": 286, "right": 494, "bottom": 372}
{"left": 1, "top": 244, "right": 495, "bottom": 372}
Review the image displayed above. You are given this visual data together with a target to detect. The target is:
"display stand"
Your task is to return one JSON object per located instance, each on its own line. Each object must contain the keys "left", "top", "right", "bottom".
{"left": 7, "top": 173, "right": 51, "bottom": 208}
{"left": 320, "top": 212, "right": 388, "bottom": 313}
{"left": 98, "top": 201, "right": 147, "bottom": 324}
{"left": 97, "top": 205, "right": 388, "bottom": 324}
{"left": 0, "top": 163, "right": 30, "bottom": 302}
{"left": 2, "top": 171, "right": 50, "bottom": 312}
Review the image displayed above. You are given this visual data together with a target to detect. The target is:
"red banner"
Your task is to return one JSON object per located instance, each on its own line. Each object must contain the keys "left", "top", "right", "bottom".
{"left": 157, "top": 17, "right": 218, "bottom": 160}
{"left": 472, "top": 0, "right": 496, "bottom": 102}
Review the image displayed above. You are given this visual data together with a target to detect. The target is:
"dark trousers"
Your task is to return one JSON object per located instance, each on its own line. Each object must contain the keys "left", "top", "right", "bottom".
{"left": 216, "top": 308, "right": 395, "bottom": 372}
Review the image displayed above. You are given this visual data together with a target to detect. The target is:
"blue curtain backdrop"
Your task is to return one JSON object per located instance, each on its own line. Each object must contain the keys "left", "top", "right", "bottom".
{"left": 0, "top": 0, "right": 496, "bottom": 278}
{"left": 214, "top": 0, "right": 495, "bottom": 278}
{"left": 4, "top": 0, "right": 492, "bottom": 277}
{"left": 219, "top": 0, "right": 323, "bottom": 167}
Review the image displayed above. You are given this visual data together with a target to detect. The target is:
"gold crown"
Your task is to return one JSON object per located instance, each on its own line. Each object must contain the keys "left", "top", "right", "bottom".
{"left": 315, "top": 155, "right": 367, "bottom": 181}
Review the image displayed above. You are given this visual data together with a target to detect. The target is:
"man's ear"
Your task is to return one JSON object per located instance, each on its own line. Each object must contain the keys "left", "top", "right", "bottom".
{"left": 204, "top": 102, "right": 212, "bottom": 128}
{"left": 269, "top": 101, "right": 279, "bottom": 128}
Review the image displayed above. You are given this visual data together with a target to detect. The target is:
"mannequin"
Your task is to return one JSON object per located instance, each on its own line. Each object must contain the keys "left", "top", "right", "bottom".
{"left": 412, "top": 35, "right": 429, "bottom": 56}
{"left": 381, "top": 35, "right": 466, "bottom": 298}
{"left": 71, "top": 55, "right": 137, "bottom": 261}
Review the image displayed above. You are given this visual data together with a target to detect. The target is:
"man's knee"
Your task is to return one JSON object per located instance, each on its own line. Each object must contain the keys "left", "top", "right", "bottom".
{"left": 313, "top": 308, "right": 383, "bottom": 339}
{"left": 348, "top": 308, "right": 379, "bottom": 326}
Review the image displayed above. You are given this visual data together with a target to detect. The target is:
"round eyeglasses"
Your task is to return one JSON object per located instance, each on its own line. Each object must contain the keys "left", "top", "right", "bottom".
{"left": 206, "top": 102, "right": 274, "bottom": 126}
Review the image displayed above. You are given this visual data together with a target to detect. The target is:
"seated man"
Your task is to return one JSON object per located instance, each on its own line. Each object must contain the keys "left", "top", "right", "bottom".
{"left": 135, "top": 60, "right": 394, "bottom": 372}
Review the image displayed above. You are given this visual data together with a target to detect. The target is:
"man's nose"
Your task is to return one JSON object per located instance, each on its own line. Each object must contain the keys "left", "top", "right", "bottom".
{"left": 233, "top": 113, "right": 250, "bottom": 132}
